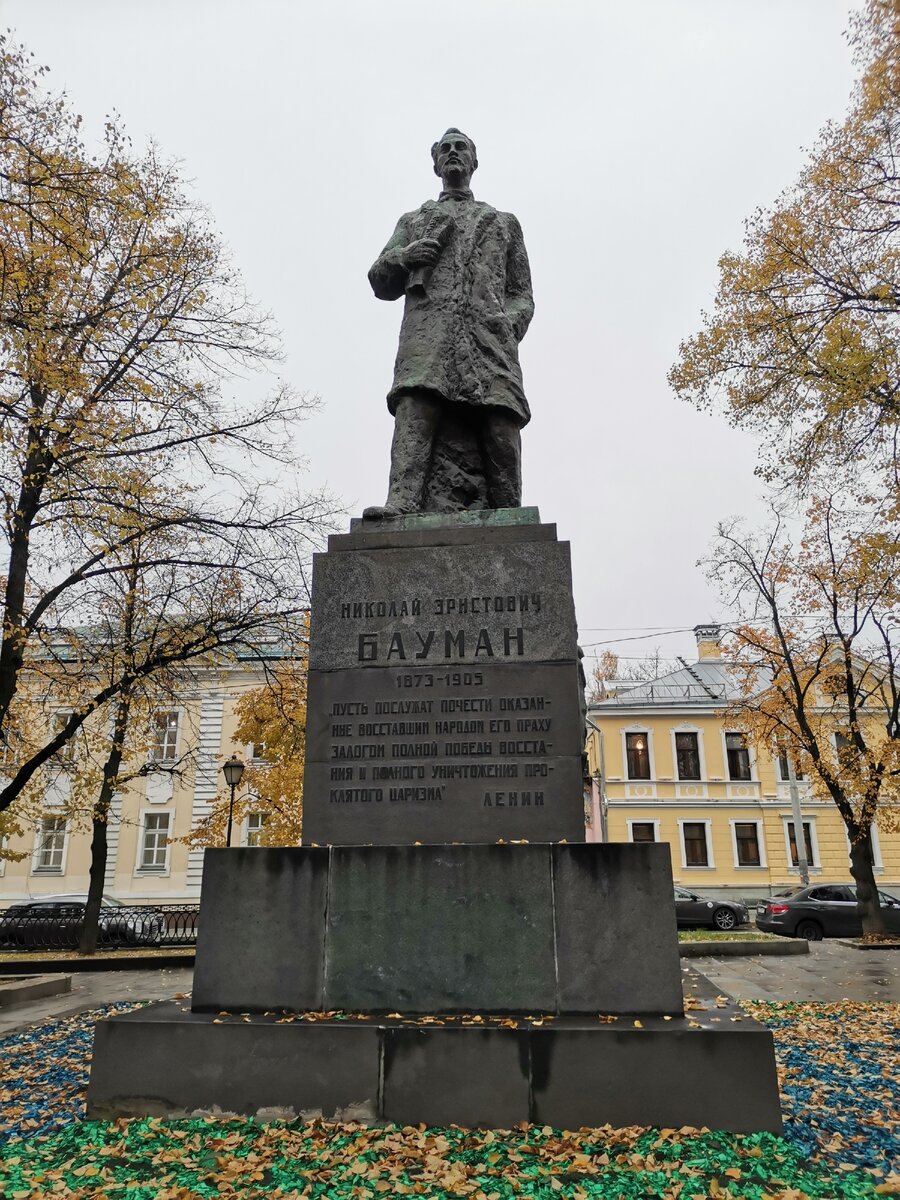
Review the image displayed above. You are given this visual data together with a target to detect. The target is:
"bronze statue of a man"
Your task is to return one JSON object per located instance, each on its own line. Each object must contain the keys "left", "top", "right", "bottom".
{"left": 364, "top": 129, "right": 534, "bottom": 518}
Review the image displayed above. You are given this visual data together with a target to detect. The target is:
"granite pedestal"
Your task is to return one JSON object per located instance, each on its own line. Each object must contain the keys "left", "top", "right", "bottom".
{"left": 87, "top": 510, "right": 782, "bottom": 1132}
{"left": 87, "top": 842, "right": 782, "bottom": 1130}
{"left": 190, "top": 843, "right": 684, "bottom": 1016}
{"left": 302, "top": 509, "right": 587, "bottom": 846}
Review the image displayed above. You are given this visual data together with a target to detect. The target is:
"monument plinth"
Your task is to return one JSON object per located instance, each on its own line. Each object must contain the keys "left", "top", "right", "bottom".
{"left": 87, "top": 507, "right": 782, "bottom": 1129}
{"left": 302, "top": 509, "right": 586, "bottom": 846}
{"left": 87, "top": 126, "right": 782, "bottom": 1134}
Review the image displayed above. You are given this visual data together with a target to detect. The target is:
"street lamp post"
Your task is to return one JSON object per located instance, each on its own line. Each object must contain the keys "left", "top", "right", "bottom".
{"left": 785, "top": 754, "right": 810, "bottom": 888}
{"left": 221, "top": 753, "right": 246, "bottom": 848}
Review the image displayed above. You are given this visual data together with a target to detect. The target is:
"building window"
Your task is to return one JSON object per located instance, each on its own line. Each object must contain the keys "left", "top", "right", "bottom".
{"left": 834, "top": 731, "right": 855, "bottom": 767}
{"left": 734, "top": 821, "right": 761, "bottom": 866}
{"left": 34, "top": 816, "right": 67, "bottom": 872}
{"left": 150, "top": 711, "right": 179, "bottom": 762}
{"left": 786, "top": 820, "right": 816, "bottom": 868}
{"left": 777, "top": 752, "right": 805, "bottom": 782}
{"left": 246, "top": 813, "right": 268, "bottom": 847}
{"left": 140, "top": 812, "right": 170, "bottom": 871}
{"left": 629, "top": 821, "right": 656, "bottom": 843}
{"left": 851, "top": 823, "right": 884, "bottom": 871}
{"left": 725, "top": 732, "right": 752, "bottom": 781}
{"left": 675, "top": 732, "right": 701, "bottom": 780}
{"left": 625, "top": 732, "right": 651, "bottom": 780}
{"left": 681, "top": 820, "right": 710, "bottom": 867}
{"left": 0, "top": 727, "right": 20, "bottom": 767}
{"left": 52, "top": 712, "right": 76, "bottom": 762}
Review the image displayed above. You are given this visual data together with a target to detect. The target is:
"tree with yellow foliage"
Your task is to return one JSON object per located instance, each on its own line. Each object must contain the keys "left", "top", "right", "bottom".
{"left": 670, "top": 0, "right": 900, "bottom": 508}
{"left": 589, "top": 651, "right": 619, "bottom": 701}
{"left": 0, "top": 36, "right": 333, "bottom": 823}
{"left": 181, "top": 646, "right": 307, "bottom": 850}
{"left": 2, "top": 463, "right": 314, "bottom": 950}
{"left": 709, "top": 497, "right": 900, "bottom": 934}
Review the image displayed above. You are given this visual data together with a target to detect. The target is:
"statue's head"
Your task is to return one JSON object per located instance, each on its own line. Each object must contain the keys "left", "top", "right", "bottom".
{"left": 431, "top": 128, "right": 478, "bottom": 185}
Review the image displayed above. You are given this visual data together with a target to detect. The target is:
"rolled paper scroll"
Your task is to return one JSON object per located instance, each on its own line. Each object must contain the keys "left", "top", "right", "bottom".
{"left": 406, "top": 210, "right": 455, "bottom": 297}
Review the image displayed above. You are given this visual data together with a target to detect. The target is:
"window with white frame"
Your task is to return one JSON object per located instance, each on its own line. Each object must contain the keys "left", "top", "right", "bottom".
{"left": 34, "top": 816, "right": 67, "bottom": 872}
{"left": 868, "top": 823, "right": 883, "bottom": 870}
{"left": 680, "top": 820, "right": 712, "bottom": 867}
{"left": 675, "top": 732, "right": 701, "bottom": 781}
{"left": 246, "top": 812, "right": 269, "bottom": 846}
{"left": 139, "top": 812, "right": 170, "bottom": 871}
{"left": 52, "top": 712, "right": 76, "bottom": 762}
{"left": 624, "top": 732, "right": 651, "bottom": 780}
{"left": 785, "top": 819, "right": 817, "bottom": 868}
{"left": 845, "top": 824, "right": 883, "bottom": 871}
{"left": 150, "top": 711, "right": 179, "bottom": 762}
{"left": 776, "top": 751, "right": 805, "bottom": 781}
{"left": 628, "top": 820, "right": 657, "bottom": 843}
{"left": 732, "top": 820, "right": 763, "bottom": 867}
{"left": 834, "top": 730, "right": 857, "bottom": 772}
{"left": 0, "top": 726, "right": 20, "bottom": 768}
{"left": 725, "top": 732, "right": 752, "bottom": 781}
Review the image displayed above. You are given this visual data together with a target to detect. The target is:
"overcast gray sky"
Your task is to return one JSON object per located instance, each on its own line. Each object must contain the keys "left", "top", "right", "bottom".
{"left": 5, "top": 0, "right": 863, "bottom": 668}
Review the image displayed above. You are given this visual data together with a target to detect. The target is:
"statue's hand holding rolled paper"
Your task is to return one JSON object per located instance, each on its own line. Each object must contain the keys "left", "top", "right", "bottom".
{"left": 402, "top": 237, "right": 442, "bottom": 268}
{"left": 405, "top": 210, "right": 454, "bottom": 296}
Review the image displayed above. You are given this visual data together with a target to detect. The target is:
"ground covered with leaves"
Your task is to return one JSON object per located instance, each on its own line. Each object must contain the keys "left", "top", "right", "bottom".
{"left": 0, "top": 1000, "right": 897, "bottom": 1198}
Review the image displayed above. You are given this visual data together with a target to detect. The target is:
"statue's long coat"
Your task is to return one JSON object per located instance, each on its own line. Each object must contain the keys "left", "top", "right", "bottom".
{"left": 368, "top": 194, "right": 534, "bottom": 426}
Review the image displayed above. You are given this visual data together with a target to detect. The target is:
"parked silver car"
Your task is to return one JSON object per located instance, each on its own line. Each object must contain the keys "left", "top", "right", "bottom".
{"left": 674, "top": 886, "right": 750, "bottom": 931}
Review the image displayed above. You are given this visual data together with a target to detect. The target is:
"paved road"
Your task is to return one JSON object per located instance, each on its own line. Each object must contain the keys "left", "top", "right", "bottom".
{"left": 682, "top": 940, "right": 900, "bottom": 1003}
{"left": 1, "top": 942, "right": 897, "bottom": 1035}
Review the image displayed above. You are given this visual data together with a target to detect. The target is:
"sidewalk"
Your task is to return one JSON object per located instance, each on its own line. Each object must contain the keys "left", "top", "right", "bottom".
{"left": 682, "top": 938, "right": 900, "bottom": 1002}
{"left": 0, "top": 965, "right": 193, "bottom": 1035}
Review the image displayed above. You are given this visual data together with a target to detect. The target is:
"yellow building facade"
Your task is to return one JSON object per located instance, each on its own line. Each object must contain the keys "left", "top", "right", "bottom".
{"left": 0, "top": 655, "right": 276, "bottom": 906}
{"left": 585, "top": 625, "right": 900, "bottom": 901}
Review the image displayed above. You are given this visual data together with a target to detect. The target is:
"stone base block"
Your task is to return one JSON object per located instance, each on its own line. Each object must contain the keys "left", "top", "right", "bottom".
{"left": 192, "top": 843, "right": 684, "bottom": 1017}
{"left": 87, "top": 1000, "right": 783, "bottom": 1133}
{"left": 0, "top": 972, "right": 71, "bottom": 1006}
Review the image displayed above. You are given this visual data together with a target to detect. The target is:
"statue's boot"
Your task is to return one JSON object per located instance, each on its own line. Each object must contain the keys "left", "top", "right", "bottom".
{"left": 363, "top": 392, "right": 443, "bottom": 520}
{"left": 362, "top": 503, "right": 407, "bottom": 521}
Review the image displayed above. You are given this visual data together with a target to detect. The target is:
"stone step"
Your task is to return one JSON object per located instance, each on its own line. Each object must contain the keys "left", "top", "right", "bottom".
{"left": 87, "top": 1000, "right": 783, "bottom": 1132}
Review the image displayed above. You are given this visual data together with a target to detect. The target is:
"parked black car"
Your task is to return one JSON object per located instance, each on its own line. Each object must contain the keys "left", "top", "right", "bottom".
{"left": 0, "top": 896, "right": 165, "bottom": 950}
{"left": 756, "top": 883, "right": 900, "bottom": 940}
{"left": 674, "top": 886, "right": 749, "bottom": 931}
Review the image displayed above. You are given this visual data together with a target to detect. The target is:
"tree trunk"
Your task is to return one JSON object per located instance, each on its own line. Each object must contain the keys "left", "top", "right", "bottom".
{"left": 79, "top": 812, "right": 110, "bottom": 955}
{"left": 0, "top": 410, "right": 50, "bottom": 732}
{"left": 79, "top": 695, "right": 130, "bottom": 955}
{"left": 848, "top": 826, "right": 885, "bottom": 936}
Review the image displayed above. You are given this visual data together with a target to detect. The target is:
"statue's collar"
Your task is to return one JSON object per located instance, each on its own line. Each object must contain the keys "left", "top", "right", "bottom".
{"left": 438, "top": 187, "right": 474, "bottom": 203}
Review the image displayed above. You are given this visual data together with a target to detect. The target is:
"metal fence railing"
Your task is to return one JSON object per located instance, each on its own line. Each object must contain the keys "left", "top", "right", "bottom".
{"left": 0, "top": 903, "right": 200, "bottom": 951}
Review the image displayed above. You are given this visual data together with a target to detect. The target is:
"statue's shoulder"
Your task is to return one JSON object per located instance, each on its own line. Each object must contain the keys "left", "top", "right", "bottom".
{"left": 469, "top": 199, "right": 501, "bottom": 219}
{"left": 477, "top": 202, "right": 524, "bottom": 233}
{"left": 498, "top": 208, "right": 524, "bottom": 230}
{"left": 410, "top": 200, "right": 440, "bottom": 219}
{"left": 386, "top": 202, "right": 434, "bottom": 230}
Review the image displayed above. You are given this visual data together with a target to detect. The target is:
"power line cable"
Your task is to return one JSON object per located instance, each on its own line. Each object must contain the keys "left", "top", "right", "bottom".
{"left": 580, "top": 629, "right": 696, "bottom": 648}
